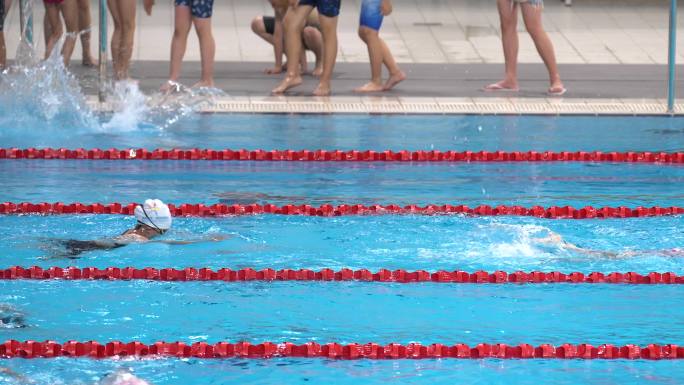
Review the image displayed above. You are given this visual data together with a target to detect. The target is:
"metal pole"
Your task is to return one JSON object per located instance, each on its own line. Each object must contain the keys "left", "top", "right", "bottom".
{"left": 98, "top": 0, "right": 108, "bottom": 102}
{"left": 19, "top": 0, "right": 33, "bottom": 45}
{"left": 667, "top": 0, "right": 678, "bottom": 113}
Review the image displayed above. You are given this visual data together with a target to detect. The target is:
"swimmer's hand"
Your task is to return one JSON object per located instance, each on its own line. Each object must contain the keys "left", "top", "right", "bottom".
{"left": 381, "top": 0, "right": 393, "bottom": 16}
{"left": 143, "top": 0, "right": 154, "bottom": 15}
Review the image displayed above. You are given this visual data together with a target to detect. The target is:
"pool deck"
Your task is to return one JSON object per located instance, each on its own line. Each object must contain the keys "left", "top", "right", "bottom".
{"left": 79, "top": 61, "right": 684, "bottom": 115}
{"left": 5, "top": 0, "right": 684, "bottom": 114}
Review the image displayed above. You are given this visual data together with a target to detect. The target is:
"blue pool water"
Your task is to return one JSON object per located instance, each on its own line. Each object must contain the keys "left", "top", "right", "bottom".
{"left": 2, "top": 281, "right": 683, "bottom": 346}
{"left": 1, "top": 215, "right": 683, "bottom": 273}
{"left": 1, "top": 114, "right": 683, "bottom": 385}
{"left": 0, "top": 114, "right": 682, "bottom": 152}
{"left": 2, "top": 161, "right": 683, "bottom": 207}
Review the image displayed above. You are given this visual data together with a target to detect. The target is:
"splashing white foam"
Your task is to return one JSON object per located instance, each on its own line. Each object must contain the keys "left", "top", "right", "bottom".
{"left": 101, "top": 81, "right": 149, "bottom": 132}
{"left": 0, "top": 18, "right": 221, "bottom": 136}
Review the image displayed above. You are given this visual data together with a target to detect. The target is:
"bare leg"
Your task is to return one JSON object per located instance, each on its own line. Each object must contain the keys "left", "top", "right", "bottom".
{"left": 60, "top": 0, "right": 79, "bottom": 66}
{"left": 380, "top": 39, "right": 405, "bottom": 90}
{"left": 312, "top": 13, "right": 337, "bottom": 96}
{"left": 520, "top": 3, "right": 564, "bottom": 94}
{"left": 485, "top": 0, "right": 519, "bottom": 91}
{"left": 77, "top": 0, "right": 96, "bottom": 66}
{"left": 272, "top": 5, "right": 312, "bottom": 94}
{"left": 43, "top": 9, "right": 51, "bottom": 47}
{"left": 107, "top": 0, "right": 122, "bottom": 79}
{"left": 355, "top": 26, "right": 384, "bottom": 92}
{"left": 44, "top": 3, "right": 63, "bottom": 60}
{"left": 162, "top": 4, "right": 192, "bottom": 91}
{"left": 0, "top": 32, "right": 5, "bottom": 70}
{"left": 193, "top": 16, "right": 215, "bottom": 88}
{"left": 251, "top": 16, "right": 275, "bottom": 45}
{"left": 116, "top": 0, "right": 136, "bottom": 79}
{"left": 302, "top": 25, "right": 323, "bottom": 76}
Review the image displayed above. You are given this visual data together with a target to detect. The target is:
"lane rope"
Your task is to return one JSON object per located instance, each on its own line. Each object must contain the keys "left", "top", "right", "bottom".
{"left": 2, "top": 267, "right": 683, "bottom": 285}
{"left": 2, "top": 340, "right": 681, "bottom": 360}
{"left": 1, "top": 202, "right": 683, "bottom": 218}
{"left": 1, "top": 148, "right": 683, "bottom": 163}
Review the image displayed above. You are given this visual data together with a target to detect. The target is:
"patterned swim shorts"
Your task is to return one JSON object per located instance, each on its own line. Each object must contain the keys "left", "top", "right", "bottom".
{"left": 175, "top": 0, "right": 214, "bottom": 18}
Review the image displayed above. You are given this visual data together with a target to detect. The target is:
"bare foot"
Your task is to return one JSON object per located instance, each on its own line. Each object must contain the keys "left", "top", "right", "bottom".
{"left": 483, "top": 80, "right": 519, "bottom": 92}
{"left": 82, "top": 55, "right": 98, "bottom": 67}
{"left": 383, "top": 71, "right": 406, "bottom": 91}
{"left": 192, "top": 80, "right": 215, "bottom": 89}
{"left": 354, "top": 82, "right": 384, "bottom": 93}
{"left": 160, "top": 80, "right": 182, "bottom": 93}
{"left": 548, "top": 80, "right": 566, "bottom": 96}
{"left": 312, "top": 81, "right": 331, "bottom": 96}
{"left": 312, "top": 66, "right": 323, "bottom": 78}
{"left": 272, "top": 75, "right": 303, "bottom": 94}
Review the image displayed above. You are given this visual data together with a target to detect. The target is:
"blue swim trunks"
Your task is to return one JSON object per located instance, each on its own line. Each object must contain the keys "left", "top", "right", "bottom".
{"left": 298, "top": 0, "right": 341, "bottom": 18}
{"left": 360, "top": 0, "right": 383, "bottom": 31}
{"left": 175, "top": 0, "right": 214, "bottom": 18}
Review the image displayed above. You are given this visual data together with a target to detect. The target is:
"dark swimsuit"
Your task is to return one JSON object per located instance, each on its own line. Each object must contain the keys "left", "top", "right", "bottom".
{"left": 60, "top": 239, "right": 124, "bottom": 257}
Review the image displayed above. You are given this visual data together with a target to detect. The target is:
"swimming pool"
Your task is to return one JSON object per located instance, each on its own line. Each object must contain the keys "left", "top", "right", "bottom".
{"left": 1, "top": 114, "right": 684, "bottom": 385}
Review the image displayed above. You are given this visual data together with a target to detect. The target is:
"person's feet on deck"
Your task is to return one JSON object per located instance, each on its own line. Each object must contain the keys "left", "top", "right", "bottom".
{"left": 312, "top": 80, "right": 331, "bottom": 96}
{"left": 354, "top": 81, "right": 384, "bottom": 93}
{"left": 272, "top": 75, "right": 304, "bottom": 94}
{"left": 383, "top": 70, "right": 406, "bottom": 91}
{"left": 483, "top": 79, "right": 519, "bottom": 92}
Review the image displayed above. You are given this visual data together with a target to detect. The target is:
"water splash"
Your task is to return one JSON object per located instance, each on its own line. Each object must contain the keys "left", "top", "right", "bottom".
{"left": 0, "top": 34, "right": 98, "bottom": 135}
{"left": 0, "top": 14, "right": 220, "bottom": 136}
{"left": 101, "top": 81, "right": 149, "bottom": 132}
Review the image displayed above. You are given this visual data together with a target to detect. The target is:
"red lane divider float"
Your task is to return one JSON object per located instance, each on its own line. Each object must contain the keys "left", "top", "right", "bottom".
{"left": 1, "top": 148, "right": 684, "bottom": 163}
{"left": 2, "top": 340, "right": 682, "bottom": 360}
{"left": 2, "top": 267, "right": 684, "bottom": 285}
{"left": 1, "top": 202, "right": 683, "bottom": 218}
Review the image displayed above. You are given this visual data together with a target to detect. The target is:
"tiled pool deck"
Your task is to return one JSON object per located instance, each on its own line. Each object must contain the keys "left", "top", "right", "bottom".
{"left": 5, "top": 0, "right": 684, "bottom": 114}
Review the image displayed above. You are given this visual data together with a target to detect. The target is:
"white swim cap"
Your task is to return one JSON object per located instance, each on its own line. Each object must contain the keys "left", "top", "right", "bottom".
{"left": 134, "top": 199, "right": 172, "bottom": 231}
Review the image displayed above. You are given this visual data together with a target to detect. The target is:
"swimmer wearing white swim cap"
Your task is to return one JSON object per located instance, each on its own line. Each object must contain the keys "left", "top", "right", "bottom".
{"left": 47, "top": 199, "right": 227, "bottom": 259}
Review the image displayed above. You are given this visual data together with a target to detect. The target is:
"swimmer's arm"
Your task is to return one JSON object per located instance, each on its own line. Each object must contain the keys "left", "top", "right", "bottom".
{"left": 149, "top": 234, "right": 231, "bottom": 246}
{"left": 534, "top": 232, "right": 619, "bottom": 259}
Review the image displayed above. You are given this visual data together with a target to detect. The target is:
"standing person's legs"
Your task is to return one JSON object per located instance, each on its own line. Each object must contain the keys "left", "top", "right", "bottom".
{"left": 520, "top": 1, "right": 565, "bottom": 94}
{"left": 162, "top": 1, "right": 192, "bottom": 91}
{"left": 355, "top": 0, "right": 404, "bottom": 92}
{"left": 60, "top": 0, "right": 79, "bottom": 66}
{"left": 77, "top": 0, "right": 96, "bottom": 66}
{"left": 302, "top": 26, "right": 323, "bottom": 76}
{"left": 44, "top": 1, "right": 64, "bottom": 60}
{"left": 190, "top": 0, "right": 215, "bottom": 88}
{"left": 313, "top": 7, "right": 339, "bottom": 96}
{"left": 106, "top": 0, "right": 122, "bottom": 78}
{"left": 271, "top": 3, "right": 312, "bottom": 94}
{"left": 115, "top": 0, "right": 136, "bottom": 79}
{"left": 485, "top": 0, "right": 520, "bottom": 91}
{"left": 355, "top": 0, "right": 383, "bottom": 92}
{"left": 0, "top": 0, "right": 6, "bottom": 70}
